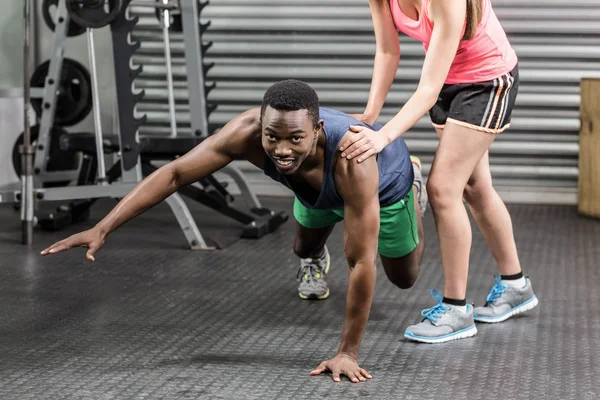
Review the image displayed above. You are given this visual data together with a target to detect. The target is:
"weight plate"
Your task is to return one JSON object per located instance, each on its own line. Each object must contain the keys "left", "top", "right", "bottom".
{"left": 12, "top": 125, "right": 80, "bottom": 188}
{"left": 42, "top": 0, "right": 87, "bottom": 37}
{"left": 30, "top": 58, "right": 93, "bottom": 127}
{"left": 66, "top": 0, "right": 123, "bottom": 29}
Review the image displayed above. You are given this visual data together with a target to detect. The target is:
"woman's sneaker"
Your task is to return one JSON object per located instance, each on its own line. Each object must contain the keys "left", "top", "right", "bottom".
{"left": 404, "top": 289, "right": 478, "bottom": 344}
{"left": 474, "top": 275, "right": 539, "bottom": 323}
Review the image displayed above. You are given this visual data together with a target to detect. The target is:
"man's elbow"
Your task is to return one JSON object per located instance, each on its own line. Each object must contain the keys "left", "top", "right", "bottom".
{"left": 164, "top": 164, "right": 183, "bottom": 191}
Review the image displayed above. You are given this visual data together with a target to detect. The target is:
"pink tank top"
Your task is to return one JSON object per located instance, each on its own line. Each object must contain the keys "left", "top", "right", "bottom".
{"left": 390, "top": 0, "right": 518, "bottom": 84}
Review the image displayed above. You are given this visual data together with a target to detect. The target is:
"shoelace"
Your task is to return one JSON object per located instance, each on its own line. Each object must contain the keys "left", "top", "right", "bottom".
{"left": 296, "top": 262, "right": 324, "bottom": 285}
{"left": 421, "top": 289, "right": 449, "bottom": 323}
{"left": 485, "top": 275, "right": 506, "bottom": 304}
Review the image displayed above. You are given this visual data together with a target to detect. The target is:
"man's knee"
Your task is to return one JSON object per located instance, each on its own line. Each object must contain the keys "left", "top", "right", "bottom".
{"left": 381, "top": 256, "right": 420, "bottom": 289}
{"left": 394, "top": 273, "right": 418, "bottom": 289}
{"left": 391, "top": 268, "right": 419, "bottom": 289}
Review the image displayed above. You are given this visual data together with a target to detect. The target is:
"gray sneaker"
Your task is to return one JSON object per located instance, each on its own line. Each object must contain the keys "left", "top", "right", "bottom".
{"left": 297, "top": 245, "right": 331, "bottom": 300}
{"left": 474, "top": 275, "right": 539, "bottom": 323}
{"left": 410, "top": 156, "right": 428, "bottom": 217}
{"left": 404, "top": 289, "right": 478, "bottom": 344}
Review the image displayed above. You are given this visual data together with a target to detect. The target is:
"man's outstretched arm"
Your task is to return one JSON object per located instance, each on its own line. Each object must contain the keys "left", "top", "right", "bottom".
{"left": 311, "top": 147, "right": 380, "bottom": 383}
{"left": 41, "top": 109, "right": 261, "bottom": 259}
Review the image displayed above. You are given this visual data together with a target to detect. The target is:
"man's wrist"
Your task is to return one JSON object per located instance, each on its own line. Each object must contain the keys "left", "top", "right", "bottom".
{"left": 95, "top": 221, "right": 111, "bottom": 238}
{"left": 336, "top": 348, "right": 358, "bottom": 361}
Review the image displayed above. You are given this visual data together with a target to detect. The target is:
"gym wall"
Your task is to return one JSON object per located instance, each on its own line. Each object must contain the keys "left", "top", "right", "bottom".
{"left": 0, "top": 5, "right": 24, "bottom": 87}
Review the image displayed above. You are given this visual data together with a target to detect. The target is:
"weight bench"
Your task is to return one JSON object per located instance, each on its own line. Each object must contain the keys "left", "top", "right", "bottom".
{"left": 59, "top": 133, "right": 288, "bottom": 244}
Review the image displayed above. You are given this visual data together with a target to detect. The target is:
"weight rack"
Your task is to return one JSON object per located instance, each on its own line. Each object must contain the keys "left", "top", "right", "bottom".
{"left": 0, "top": 0, "right": 140, "bottom": 236}
{"left": 1, "top": 0, "right": 288, "bottom": 249}
{"left": 120, "top": 0, "right": 287, "bottom": 244}
{"left": 110, "top": 0, "right": 215, "bottom": 249}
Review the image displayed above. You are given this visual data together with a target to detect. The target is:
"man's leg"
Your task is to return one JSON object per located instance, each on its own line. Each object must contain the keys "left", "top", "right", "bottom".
{"left": 293, "top": 223, "right": 334, "bottom": 260}
{"left": 292, "top": 197, "right": 342, "bottom": 300}
{"left": 378, "top": 185, "right": 424, "bottom": 289}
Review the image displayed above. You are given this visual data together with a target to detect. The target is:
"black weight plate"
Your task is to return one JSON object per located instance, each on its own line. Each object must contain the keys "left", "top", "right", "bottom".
{"left": 12, "top": 125, "right": 80, "bottom": 187}
{"left": 42, "top": 0, "right": 87, "bottom": 37}
{"left": 30, "top": 58, "right": 93, "bottom": 127}
{"left": 66, "top": 0, "right": 123, "bottom": 29}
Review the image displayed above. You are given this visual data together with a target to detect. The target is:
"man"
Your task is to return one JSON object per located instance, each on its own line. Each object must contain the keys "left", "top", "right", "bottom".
{"left": 41, "top": 80, "right": 426, "bottom": 383}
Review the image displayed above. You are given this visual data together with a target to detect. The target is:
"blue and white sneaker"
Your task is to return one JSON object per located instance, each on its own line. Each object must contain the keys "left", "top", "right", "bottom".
{"left": 404, "top": 289, "right": 478, "bottom": 344}
{"left": 474, "top": 275, "right": 539, "bottom": 323}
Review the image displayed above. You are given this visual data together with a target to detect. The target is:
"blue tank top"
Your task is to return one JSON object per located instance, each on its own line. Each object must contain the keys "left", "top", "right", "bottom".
{"left": 263, "top": 107, "right": 413, "bottom": 210}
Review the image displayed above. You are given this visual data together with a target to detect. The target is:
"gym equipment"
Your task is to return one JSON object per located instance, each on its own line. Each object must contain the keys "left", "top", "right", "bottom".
{"left": 130, "top": 0, "right": 182, "bottom": 137}
{"left": 153, "top": 0, "right": 182, "bottom": 32}
{"left": 11, "top": 125, "right": 80, "bottom": 187}
{"left": 52, "top": 0, "right": 287, "bottom": 242}
{"left": 42, "top": 0, "right": 87, "bottom": 37}
{"left": 2, "top": 0, "right": 287, "bottom": 249}
{"left": 159, "top": 0, "right": 178, "bottom": 138}
{"left": 39, "top": 199, "right": 94, "bottom": 231}
{"left": 22, "top": 0, "right": 35, "bottom": 244}
{"left": 85, "top": 27, "right": 108, "bottom": 184}
{"left": 132, "top": 0, "right": 216, "bottom": 137}
{"left": 60, "top": 133, "right": 290, "bottom": 241}
{"left": 30, "top": 58, "right": 93, "bottom": 127}
{"left": 2, "top": 0, "right": 140, "bottom": 237}
{"left": 37, "top": 160, "right": 123, "bottom": 231}
{"left": 178, "top": 0, "right": 214, "bottom": 137}
{"left": 66, "top": 0, "right": 124, "bottom": 29}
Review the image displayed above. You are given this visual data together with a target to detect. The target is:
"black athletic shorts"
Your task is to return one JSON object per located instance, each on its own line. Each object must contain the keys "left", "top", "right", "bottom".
{"left": 429, "top": 63, "right": 519, "bottom": 134}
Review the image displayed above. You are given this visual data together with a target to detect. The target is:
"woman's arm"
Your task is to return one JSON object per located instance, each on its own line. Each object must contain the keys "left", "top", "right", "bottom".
{"left": 341, "top": 0, "right": 467, "bottom": 161}
{"left": 379, "top": 0, "right": 466, "bottom": 141}
{"left": 359, "top": 0, "right": 401, "bottom": 125}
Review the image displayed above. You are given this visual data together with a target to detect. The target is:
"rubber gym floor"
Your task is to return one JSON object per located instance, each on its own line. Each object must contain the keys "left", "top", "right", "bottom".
{"left": 0, "top": 197, "right": 598, "bottom": 400}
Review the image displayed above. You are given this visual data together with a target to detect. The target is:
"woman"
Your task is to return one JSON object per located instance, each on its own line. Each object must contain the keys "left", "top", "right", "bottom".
{"left": 339, "top": 0, "right": 538, "bottom": 343}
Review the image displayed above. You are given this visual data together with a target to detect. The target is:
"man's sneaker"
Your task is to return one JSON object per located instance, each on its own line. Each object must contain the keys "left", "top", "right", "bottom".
{"left": 297, "top": 245, "right": 331, "bottom": 300}
{"left": 410, "top": 155, "right": 428, "bottom": 217}
{"left": 474, "top": 275, "right": 539, "bottom": 323}
{"left": 404, "top": 289, "right": 478, "bottom": 344}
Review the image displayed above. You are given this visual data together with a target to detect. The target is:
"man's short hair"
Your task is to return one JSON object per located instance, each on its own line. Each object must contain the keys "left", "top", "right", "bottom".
{"left": 260, "top": 79, "right": 320, "bottom": 128}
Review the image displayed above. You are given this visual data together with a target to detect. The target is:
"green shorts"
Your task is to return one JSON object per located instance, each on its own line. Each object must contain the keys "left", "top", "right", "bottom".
{"left": 293, "top": 189, "right": 419, "bottom": 259}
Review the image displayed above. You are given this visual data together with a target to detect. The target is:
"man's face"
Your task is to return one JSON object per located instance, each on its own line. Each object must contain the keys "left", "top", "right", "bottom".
{"left": 261, "top": 106, "right": 321, "bottom": 175}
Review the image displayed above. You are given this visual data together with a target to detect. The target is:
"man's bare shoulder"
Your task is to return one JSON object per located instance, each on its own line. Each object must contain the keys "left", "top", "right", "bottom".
{"left": 334, "top": 132, "right": 379, "bottom": 201}
{"left": 212, "top": 108, "right": 263, "bottom": 158}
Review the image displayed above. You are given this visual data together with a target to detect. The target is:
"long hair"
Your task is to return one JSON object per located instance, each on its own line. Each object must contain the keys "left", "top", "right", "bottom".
{"left": 463, "top": 0, "right": 483, "bottom": 40}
